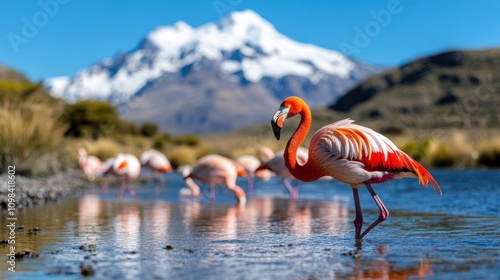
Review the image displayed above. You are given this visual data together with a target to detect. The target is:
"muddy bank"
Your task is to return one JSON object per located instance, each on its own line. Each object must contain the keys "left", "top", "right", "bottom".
{"left": 0, "top": 169, "right": 88, "bottom": 209}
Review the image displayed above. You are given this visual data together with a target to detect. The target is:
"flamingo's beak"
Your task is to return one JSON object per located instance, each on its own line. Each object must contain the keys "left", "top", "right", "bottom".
{"left": 271, "top": 106, "right": 289, "bottom": 140}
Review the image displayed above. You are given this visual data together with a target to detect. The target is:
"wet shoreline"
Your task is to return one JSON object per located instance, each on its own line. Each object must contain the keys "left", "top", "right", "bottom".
{"left": 0, "top": 170, "right": 88, "bottom": 209}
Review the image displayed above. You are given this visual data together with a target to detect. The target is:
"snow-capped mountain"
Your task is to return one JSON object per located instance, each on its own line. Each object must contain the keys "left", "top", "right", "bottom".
{"left": 45, "top": 10, "right": 379, "bottom": 133}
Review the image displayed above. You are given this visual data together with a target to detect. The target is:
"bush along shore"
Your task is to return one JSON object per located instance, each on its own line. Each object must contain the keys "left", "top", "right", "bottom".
{"left": 0, "top": 169, "right": 88, "bottom": 209}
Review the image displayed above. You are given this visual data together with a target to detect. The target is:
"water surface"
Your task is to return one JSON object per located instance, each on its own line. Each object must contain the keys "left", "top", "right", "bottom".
{"left": 1, "top": 170, "right": 499, "bottom": 279}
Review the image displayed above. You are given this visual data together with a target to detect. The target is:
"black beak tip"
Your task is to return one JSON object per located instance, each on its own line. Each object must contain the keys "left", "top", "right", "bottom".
{"left": 271, "top": 121, "right": 281, "bottom": 140}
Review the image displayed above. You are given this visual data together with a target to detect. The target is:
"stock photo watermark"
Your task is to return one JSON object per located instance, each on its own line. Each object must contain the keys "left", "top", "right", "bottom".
{"left": 213, "top": 0, "right": 244, "bottom": 18}
{"left": 5, "top": 165, "right": 17, "bottom": 272}
{"left": 7, "top": 0, "right": 71, "bottom": 54}
{"left": 339, "top": 0, "right": 404, "bottom": 56}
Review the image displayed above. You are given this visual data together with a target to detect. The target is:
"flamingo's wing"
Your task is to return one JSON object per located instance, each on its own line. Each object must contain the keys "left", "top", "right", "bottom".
{"left": 312, "top": 119, "right": 441, "bottom": 193}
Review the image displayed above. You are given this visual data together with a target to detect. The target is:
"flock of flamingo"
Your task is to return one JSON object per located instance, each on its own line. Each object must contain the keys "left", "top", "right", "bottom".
{"left": 77, "top": 96, "right": 442, "bottom": 239}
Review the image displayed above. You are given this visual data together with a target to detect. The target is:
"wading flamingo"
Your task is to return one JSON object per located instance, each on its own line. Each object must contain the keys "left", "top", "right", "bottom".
{"left": 259, "top": 146, "right": 275, "bottom": 163}
{"left": 177, "top": 164, "right": 193, "bottom": 178}
{"left": 113, "top": 153, "right": 141, "bottom": 198}
{"left": 182, "top": 154, "right": 246, "bottom": 204}
{"left": 140, "top": 149, "right": 172, "bottom": 177}
{"left": 255, "top": 147, "right": 308, "bottom": 200}
{"left": 77, "top": 147, "right": 102, "bottom": 181}
{"left": 270, "top": 96, "right": 442, "bottom": 240}
{"left": 236, "top": 155, "right": 261, "bottom": 193}
{"left": 140, "top": 149, "right": 172, "bottom": 191}
{"left": 97, "top": 157, "right": 115, "bottom": 192}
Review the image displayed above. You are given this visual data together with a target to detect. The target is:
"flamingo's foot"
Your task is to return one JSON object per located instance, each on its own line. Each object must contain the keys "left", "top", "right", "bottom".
{"left": 128, "top": 186, "right": 137, "bottom": 197}
{"left": 180, "top": 188, "right": 195, "bottom": 197}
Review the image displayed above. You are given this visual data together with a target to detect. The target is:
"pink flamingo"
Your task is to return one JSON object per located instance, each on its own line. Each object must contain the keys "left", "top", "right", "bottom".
{"left": 259, "top": 146, "right": 275, "bottom": 163}
{"left": 177, "top": 164, "right": 193, "bottom": 178}
{"left": 140, "top": 149, "right": 172, "bottom": 176}
{"left": 140, "top": 149, "right": 172, "bottom": 191}
{"left": 255, "top": 147, "right": 308, "bottom": 200}
{"left": 271, "top": 96, "right": 442, "bottom": 239}
{"left": 113, "top": 153, "right": 141, "bottom": 198}
{"left": 255, "top": 147, "right": 275, "bottom": 181}
{"left": 77, "top": 147, "right": 102, "bottom": 181}
{"left": 182, "top": 154, "right": 247, "bottom": 204}
{"left": 236, "top": 155, "right": 261, "bottom": 194}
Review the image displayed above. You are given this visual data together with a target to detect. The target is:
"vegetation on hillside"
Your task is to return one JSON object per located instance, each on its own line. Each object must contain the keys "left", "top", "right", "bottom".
{"left": 1, "top": 50, "right": 500, "bottom": 177}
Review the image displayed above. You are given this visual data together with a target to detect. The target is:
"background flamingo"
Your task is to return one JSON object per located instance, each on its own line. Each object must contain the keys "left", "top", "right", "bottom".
{"left": 140, "top": 149, "right": 172, "bottom": 191}
{"left": 271, "top": 96, "right": 442, "bottom": 240}
{"left": 259, "top": 146, "right": 275, "bottom": 162}
{"left": 113, "top": 153, "right": 141, "bottom": 198}
{"left": 255, "top": 147, "right": 308, "bottom": 200}
{"left": 77, "top": 147, "right": 102, "bottom": 181}
{"left": 177, "top": 164, "right": 193, "bottom": 178}
{"left": 236, "top": 155, "right": 261, "bottom": 194}
{"left": 182, "top": 154, "right": 246, "bottom": 204}
{"left": 96, "top": 157, "right": 115, "bottom": 192}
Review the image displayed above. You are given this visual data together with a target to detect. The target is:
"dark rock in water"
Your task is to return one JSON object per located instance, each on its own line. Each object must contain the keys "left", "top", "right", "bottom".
{"left": 15, "top": 249, "right": 39, "bottom": 260}
{"left": 341, "top": 251, "right": 360, "bottom": 259}
{"left": 80, "top": 264, "right": 95, "bottom": 277}
{"left": 184, "top": 248, "right": 194, "bottom": 253}
{"left": 27, "top": 228, "right": 42, "bottom": 235}
{"left": 165, "top": 245, "right": 174, "bottom": 250}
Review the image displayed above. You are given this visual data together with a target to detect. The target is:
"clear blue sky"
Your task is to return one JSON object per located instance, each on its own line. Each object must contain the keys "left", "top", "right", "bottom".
{"left": 2, "top": 0, "right": 500, "bottom": 81}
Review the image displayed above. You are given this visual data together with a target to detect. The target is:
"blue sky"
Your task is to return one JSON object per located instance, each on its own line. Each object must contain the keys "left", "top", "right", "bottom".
{"left": 1, "top": 0, "right": 500, "bottom": 81}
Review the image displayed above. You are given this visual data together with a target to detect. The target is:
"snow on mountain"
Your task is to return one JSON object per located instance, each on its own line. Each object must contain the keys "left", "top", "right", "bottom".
{"left": 45, "top": 10, "right": 371, "bottom": 104}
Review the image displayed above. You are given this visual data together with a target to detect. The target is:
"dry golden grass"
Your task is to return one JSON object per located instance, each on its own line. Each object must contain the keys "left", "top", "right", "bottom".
{"left": 0, "top": 102, "right": 67, "bottom": 175}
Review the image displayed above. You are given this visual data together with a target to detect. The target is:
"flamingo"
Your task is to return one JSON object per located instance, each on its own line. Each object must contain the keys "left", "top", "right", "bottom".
{"left": 270, "top": 96, "right": 442, "bottom": 239}
{"left": 182, "top": 154, "right": 246, "bottom": 204}
{"left": 259, "top": 146, "right": 275, "bottom": 162}
{"left": 140, "top": 149, "right": 172, "bottom": 191}
{"left": 140, "top": 149, "right": 172, "bottom": 176}
{"left": 77, "top": 147, "right": 102, "bottom": 181}
{"left": 255, "top": 147, "right": 308, "bottom": 200}
{"left": 113, "top": 153, "right": 141, "bottom": 198}
{"left": 236, "top": 155, "right": 261, "bottom": 193}
{"left": 177, "top": 164, "right": 193, "bottom": 178}
{"left": 96, "top": 157, "right": 115, "bottom": 192}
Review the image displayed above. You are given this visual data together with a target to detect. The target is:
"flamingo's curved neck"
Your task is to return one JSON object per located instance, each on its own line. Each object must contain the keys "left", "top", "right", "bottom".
{"left": 284, "top": 104, "right": 319, "bottom": 182}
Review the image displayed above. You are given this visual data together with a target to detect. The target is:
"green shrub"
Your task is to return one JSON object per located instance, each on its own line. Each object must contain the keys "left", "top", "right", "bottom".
{"left": 173, "top": 134, "right": 201, "bottom": 147}
{"left": 140, "top": 122, "right": 159, "bottom": 137}
{"left": 477, "top": 147, "right": 500, "bottom": 167}
{"left": 63, "top": 100, "right": 139, "bottom": 138}
{"left": 401, "top": 139, "right": 429, "bottom": 162}
{"left": 152, "top": 133, "right": 172, "bottom": 150}
{"left": 428, "top": 144, "right": 458, "bottom": 167}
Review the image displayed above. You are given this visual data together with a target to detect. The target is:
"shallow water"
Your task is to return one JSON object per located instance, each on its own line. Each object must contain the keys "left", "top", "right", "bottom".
{"left": 1, "top": 170, "right": 499, "bottom": 279}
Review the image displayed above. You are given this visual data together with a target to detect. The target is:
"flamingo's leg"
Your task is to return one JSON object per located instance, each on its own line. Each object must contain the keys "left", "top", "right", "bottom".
{"left": 359, "top": 183, "right": 389, "bottom": 239}
{"left": 352, "top": 187, "right": 363, "bottom": 239}
{"left": 210, "top": 185, "right": 216, "bottom": 202}
{"left": 247, "top": 177, "right": 254, "bottom": 196}
{"left": 282, "top": 178, "right": 298, "bottom": 200}
{"left": 117, "top": 181, "right": 127, "bottom": 198}
{"left": 101, "top": 182, "right": 108, "bottom": 193}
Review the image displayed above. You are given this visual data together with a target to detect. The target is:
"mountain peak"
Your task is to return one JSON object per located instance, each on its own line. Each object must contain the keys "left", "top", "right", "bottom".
{"left": 44, "top": 10, "right": 379, "bottom": 133}
{"left": 145, "top": 21, "right": 195, "bottom": 49}
{"left": 220, "top": 9, "right": 274, "bottom": 30}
